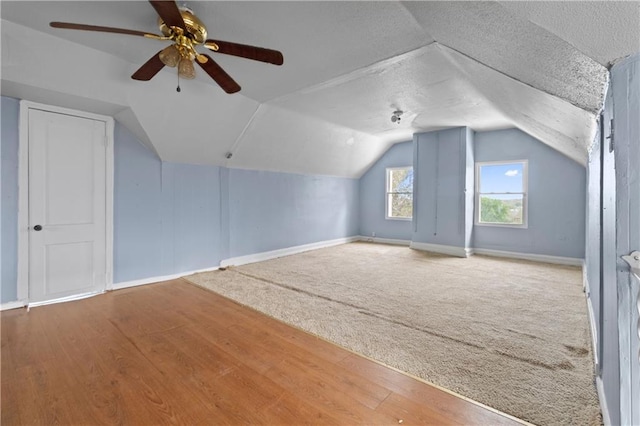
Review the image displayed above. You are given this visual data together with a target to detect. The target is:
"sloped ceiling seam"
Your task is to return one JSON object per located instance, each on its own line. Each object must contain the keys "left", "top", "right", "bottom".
{"left": 224, "top": 103, "right": 262, "bottom": 167}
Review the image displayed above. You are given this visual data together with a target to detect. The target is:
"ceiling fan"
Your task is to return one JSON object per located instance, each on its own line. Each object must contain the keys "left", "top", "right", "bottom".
{"left": 50, "top": 0, "right": 284, "bottom": 94}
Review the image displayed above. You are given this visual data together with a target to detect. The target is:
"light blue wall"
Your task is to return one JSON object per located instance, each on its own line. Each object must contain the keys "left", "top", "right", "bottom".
{"left": 2, "top": 100, "right": 359, "bottom": 297}
{"left": 113, "top": 123, "right": 164, "bottom": 283}
{"left": 115, "top": 126, "right": 361, "bottom": 278}
{"left": 474, "top": 128, "right": 586, "bottom": 258}
{"left": 583, "top": 54, "right": 640, "bottom": 426}
{"left": 359, "top": 141, "right": 413, "bottom": 240}
{"left": 358, "top": 127, "right": 583, "bottom": 259}
{"left": 1, "top": 97, "right": 19, "bottom": 303}
{"left": 160, "top": 162, "right": 222, "bottom": 275}
{"left": 228, "top": 168, "right": 359, "bottom": 257}
{"left": 413, "top": 127, "right": 472, "bottom": 248}
{"left": 0, "top": 109, "right": 362, "bottom": 298}
{"left": 114, "top": 124, "right": 222, "bottom": 282}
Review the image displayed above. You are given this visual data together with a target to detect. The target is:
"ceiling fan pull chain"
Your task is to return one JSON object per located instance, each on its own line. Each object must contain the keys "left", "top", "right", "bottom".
{"left": 176, "top": 69, "right": 181, "bottom": 93}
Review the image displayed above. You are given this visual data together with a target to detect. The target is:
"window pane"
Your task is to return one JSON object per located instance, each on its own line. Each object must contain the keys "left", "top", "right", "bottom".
{"left": 389, "top": 193, "right": 413, "bottom": 218}
{"left": 479, "top": 163, "right": 523, "bottom": 193}
{"left": 479, "top": 194, "right": 523, "bottom": 224}
{"left": 389, "top": 168, "right": 413, "bottom": 192}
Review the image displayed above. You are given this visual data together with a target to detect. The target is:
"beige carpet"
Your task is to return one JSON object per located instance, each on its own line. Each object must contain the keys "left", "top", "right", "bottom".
{"left": 186, "top": 242, "right": 600, "bottom": 426}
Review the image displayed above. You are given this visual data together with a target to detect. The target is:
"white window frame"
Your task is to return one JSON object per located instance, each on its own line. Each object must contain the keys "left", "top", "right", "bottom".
{"left": 385, "top": 166, "right": 413, "bottom": 221}
{"left": 475, "top": 160, "right": 528, "bottom": 228}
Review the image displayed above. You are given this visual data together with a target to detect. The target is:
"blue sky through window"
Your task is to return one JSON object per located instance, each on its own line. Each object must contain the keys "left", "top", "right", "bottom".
{"left": 479, "top": 163, "right": 523, "bottom": 193}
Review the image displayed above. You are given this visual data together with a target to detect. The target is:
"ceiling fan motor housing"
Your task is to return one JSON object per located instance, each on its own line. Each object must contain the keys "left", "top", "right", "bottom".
{"left": 158, "top": 7, "right": 207, "bottom": 43}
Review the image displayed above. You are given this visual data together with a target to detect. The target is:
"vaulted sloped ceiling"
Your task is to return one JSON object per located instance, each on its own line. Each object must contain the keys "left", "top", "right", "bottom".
{"left": 2, "top": 1, "right": 639, "bottom": 177}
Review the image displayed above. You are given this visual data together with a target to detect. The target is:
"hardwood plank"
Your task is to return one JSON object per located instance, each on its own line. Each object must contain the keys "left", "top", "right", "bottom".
{"left": 9, "top": 365, "right": 80, "bottom": 425}
{"left": 137, "top": 327, "right": 339, "bottom": 425}
{"left": 375, "top": 391, "right": 460, "bottom": 425}
{"left": 1, "top": 308, "right": 56, "bottom": 370}
{"left": 226, "top": 322, "right": 392, "bottom": 410}
{"left": 1, "top": 279, "right": 524, "bottom": 426}
{"left": 338, "top": 353, "right": 520, "bottom": 425}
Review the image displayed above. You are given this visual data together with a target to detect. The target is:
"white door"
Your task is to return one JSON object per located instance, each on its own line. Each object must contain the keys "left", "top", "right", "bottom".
{"left": 28, "top": 109, "right": 107, "bottom": 303}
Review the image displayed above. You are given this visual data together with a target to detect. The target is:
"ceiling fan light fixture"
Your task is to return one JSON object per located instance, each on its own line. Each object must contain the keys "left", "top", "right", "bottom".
{"left": 178, "top": 57, "right": 196, "bottom": 79}
{"left": 159, "top": 44, "right": 180, "bottom": 67}
{"left": 49, "top": 0, "right": 284, "bottom": 94}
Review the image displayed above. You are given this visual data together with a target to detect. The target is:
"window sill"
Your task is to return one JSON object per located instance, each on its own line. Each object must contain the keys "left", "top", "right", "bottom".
{"left": 385, "top": 217, "right": 413, "bottom": 221}
{"left": 475, "top": 222, "right": 528, "bottom": 229}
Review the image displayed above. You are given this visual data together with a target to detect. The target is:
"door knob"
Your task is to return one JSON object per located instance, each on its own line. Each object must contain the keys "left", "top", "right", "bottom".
{"left": 33, "top": 225, "right": 42, "bottom": 231}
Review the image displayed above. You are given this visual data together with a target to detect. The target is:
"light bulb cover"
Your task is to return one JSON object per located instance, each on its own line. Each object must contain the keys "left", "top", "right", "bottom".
{"left": 159, "top": 45, "right": 180, "bottom": 67}
{"left": 178, "top": 58, "right": 196, "bottom": 80}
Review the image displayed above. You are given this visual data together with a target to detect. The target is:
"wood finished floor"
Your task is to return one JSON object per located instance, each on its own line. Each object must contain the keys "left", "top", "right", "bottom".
{"left": 1, "top": 279, "right": 522, "bottom": 425}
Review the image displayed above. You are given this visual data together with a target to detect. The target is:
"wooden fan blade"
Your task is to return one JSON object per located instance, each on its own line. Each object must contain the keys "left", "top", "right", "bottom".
{"left": 149, "top": 0, "right": 185, "bottom": 30}
{"left": 50, "top": 22, "right": 158, "bottom": 37}
{"left": 197, "top": 55, "right": 241, "bottom": 94}
{"left": 131, "top": 52, "right": 165, "bottom": 81}
{"left": 205, "top": 40, "right": 284, "bottom": 65}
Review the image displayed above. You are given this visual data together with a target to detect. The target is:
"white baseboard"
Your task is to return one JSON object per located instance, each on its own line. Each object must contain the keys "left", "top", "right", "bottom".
{"left": 410, "top": 241, "right": 472, "bottom": 258}
{"left": 112, "top": 265, "right": 219, "bottom": 290}
{"left": 596, "top": 376, "right": 611, "bottom": 426}
{"left": 1, "top": 300, "right": 27, "bottom": 311}
{"left": 472, "top": 248, "right": 583, "bottom": 266}
{"left": 358, "top": 236, "right": 411, "bottom": 246}
{"left": 584, "top": 280, "right": 600, "bottom": 370}
{"left": 221, "top": 236, "right": 360, "bottom": 267}
{"left": 29, "top": 291, "right": 102, "bottom": 308}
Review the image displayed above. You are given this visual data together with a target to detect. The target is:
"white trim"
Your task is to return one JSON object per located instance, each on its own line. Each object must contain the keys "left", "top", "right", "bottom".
{"left": 385, "top": 166, "right": 413, "bottom": 220}
{"left": 582, "top": 260, "right": 600, "bottom": 371}
{"left": 221, "top": 236, "right": 360, "bottom": 267}
{"left": 17, "top": 102, "right": 29, "bottom": 301}
{"left": 17, "top": 101, "right": 115, "bottom": 303}
{"left": 28, "top": 291, "right": 102, "bottom": 308}
{"left": 105, "top": 118, "right": 115, "bottom": 290}
{"left": 358, "top": 236, "right": 411, "bottom": 246}
{"left": 586, "top": 291, "right": 600, "bottom": 370}
{"left": 596, "top": 376, "right": 611, "bottom": 426}
{"left": 1, "top": 300, "right": 27, "bottom": 311}
{"left": 112, "top": 265, "right": 220, "bottom": 290}
{"left": 472, "top": 248, "right": 583, "bottom": 266}
{"left": 360, "top": 240, "right": 583, "bottom": 265}
{"left": 410, "top": 241, "right": 472, "bottom": 258}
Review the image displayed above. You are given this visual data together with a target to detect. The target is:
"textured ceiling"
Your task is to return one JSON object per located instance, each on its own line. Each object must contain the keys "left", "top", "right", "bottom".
{"left": 2, "top": 1, "right": 638, "bottom": 177}
{"left": 499, "top": 1, "right": 640, "bottom": 67}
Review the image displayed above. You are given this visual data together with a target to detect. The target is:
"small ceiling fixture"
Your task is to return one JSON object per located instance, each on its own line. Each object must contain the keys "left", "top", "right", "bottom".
{"left": 391, "top": 110, "right": 403, "bottom": 124}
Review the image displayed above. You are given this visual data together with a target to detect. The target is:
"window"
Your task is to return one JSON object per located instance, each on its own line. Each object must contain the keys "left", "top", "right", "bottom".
{"left": 386, "top": 167, "right": 413, "bottom": 220}
{"left": 475, "top": 161, "right": 528, "bottom": 227}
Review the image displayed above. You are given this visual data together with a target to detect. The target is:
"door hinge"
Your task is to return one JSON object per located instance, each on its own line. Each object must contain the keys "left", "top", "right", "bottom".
{"left": 606, "top": 118, "right": 614, "bottom": 152}
{"left": 621, "top": 251, "right": 640, "bottom": 281}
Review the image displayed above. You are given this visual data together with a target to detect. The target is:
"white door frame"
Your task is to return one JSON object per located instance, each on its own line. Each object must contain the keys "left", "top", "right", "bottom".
{"left": 17, "top": 100, "right": 114, "bottom": 304}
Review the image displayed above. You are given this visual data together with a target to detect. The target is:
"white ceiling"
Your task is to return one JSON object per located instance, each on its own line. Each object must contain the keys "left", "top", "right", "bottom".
{"left": 2, "top": 1, "right": 639, "bottom": 177}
